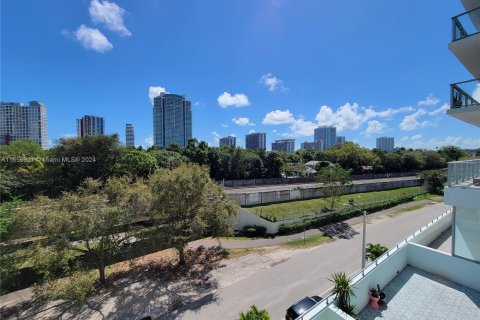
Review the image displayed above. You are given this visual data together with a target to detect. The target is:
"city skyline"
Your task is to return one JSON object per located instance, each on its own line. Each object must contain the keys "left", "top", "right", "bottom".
{"left": 1, "top": 1, "right": 479, "bottom": 151}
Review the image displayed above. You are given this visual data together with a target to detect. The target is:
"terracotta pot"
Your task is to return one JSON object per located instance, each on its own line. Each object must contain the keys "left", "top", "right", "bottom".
{"left": 370, "top": 294, "right": 380, "bottom": 310}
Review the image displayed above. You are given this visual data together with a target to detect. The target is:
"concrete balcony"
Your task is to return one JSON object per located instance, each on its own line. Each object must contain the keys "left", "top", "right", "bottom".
{"left": 295, "top": 209, "right": 480, "bottom": 319}
{"left": 447, "top": 79, "right": 480, "bottom": 127}
{"left": 449, "top": 7, "right": 480, "bottom": 78}
{"left": 444, "top": 159, "right": 480, "bottom": 209}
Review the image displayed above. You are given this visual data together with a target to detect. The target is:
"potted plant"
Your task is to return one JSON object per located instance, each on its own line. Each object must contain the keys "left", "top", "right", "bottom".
{"left": 329, "top": 272, "right": 357, "bottom": 318}
{"left": 369, "top": 288, "right": 380, "bottom": 310}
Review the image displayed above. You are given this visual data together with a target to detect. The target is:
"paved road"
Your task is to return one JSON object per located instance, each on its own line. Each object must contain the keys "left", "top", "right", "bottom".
{"left": 179, "top": 202, "right": 451, "bottom": 320}
{"left": 225, "top": 176, "right": 420, "bottom": 194}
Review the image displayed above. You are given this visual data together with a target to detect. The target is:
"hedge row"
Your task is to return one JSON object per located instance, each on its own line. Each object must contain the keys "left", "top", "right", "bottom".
{"left": 277, "top": 196, "right": 415, "bottom": 235}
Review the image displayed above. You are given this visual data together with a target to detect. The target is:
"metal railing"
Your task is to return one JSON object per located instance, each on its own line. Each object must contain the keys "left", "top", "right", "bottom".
{"left": 452, "top": 7, "right": 480, "bottom": 41}
{"left": 298, "top": 208, "right": 453, "bottom": 320}
{"left": 450, "top": 79, "right": 480, "bottom": 109}
{"left": 447, "top": 159, "right": 480, "bottom": 187}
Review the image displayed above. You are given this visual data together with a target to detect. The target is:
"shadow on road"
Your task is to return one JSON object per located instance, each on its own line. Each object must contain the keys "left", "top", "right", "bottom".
{"left": 318, "top": 222, "right": 359, "bottom": 239}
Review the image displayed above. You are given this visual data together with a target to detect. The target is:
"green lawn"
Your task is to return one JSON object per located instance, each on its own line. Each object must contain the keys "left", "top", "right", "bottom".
{"left": 247, "top": 186, "right": 424, "bottom": 221}
{"left": 281, "top": 234, "right": 334, "bottom": 249}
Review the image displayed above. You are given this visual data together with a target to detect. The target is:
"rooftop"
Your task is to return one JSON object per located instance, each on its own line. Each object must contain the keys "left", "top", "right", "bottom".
{"left": 358, "top": 265, "right": 480, "bottom": 320}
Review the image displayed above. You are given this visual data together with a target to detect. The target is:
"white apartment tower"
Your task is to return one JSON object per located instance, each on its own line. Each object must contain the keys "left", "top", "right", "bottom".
{"left": 0, "top": 101, "right": 48, "bottom": 149}
{"left": 376, "top": 137, "right": 394, "bottom": 152}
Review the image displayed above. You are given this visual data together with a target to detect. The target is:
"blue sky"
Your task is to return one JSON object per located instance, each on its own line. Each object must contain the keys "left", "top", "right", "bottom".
{"left": 1, "top": 0, "right": 478, "bottom": 150}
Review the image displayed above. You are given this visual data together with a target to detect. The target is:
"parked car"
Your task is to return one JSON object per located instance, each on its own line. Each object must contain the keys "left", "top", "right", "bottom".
{"left": 285, "top": 296, "right": 322, "bottom": 320}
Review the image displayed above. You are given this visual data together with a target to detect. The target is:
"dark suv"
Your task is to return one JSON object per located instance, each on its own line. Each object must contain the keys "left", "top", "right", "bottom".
{"left": 285, "top": 296, "right": 322, "bottom": 320}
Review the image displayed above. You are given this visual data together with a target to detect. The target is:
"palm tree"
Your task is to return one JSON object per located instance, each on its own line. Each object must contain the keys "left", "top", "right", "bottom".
{"left": 238, "top": 305, "right": 271, "bottom": 320}
{"left": 366, "top": 243, "right": 388, "bottom": 261}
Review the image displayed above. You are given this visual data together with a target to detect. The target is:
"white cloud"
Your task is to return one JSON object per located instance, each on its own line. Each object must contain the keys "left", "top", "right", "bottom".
{"left": 411, "top": 134, "right": 422, "bottom": 140}
{"left": 217, "top": 92, "right": 250, "bottom": 108}
{"left": 399, "top": 109, "right": 436, "bottom": 131}
{"left": 211, "top": 131, "right": 221, "bottom": 142}
{"left": 229, "top": 133, "right": 237, "bottom": 137}
{"left": 289, "top": 118, "right": 318, "bottom": 137}
{"left": 148, "top": 86, "right": 167, "bottom": 104}
{"left": 418, "top": 94, "right": 440, "bottom": 107}
{"left": 221, "top": 124, "right": 229, "bottom": 128}
{"left": 271, "top": 129, "right": 277, "bottom": 133}
{"left": 402, "top": 136, "right": 480, "bottom": 149}
{"left": 144, "top": 136, "right": 153, "bottom": 147}
{"left": 315, "top": 103, "right": 364, "bottom": 132}
{"left": 89, "top": 0, "right": 131, "bottom": 36}
{"left": 249, "top": 129, "right": 256, "bottom": 134}
{"left": 74, "top": 25, "right": 113, "bottom": 52}
{"left": 363, "top": 106, "right": 415, "bottom": 120}
{"left": 262, "top": 109, "right": 295, "bottom": 125}
{"left": 428, "top": 103, "right": 449, "bottom": 116}
{"left": 365, "top": 120, "right": 387, "bottom": 134}
{"left": 260, "top": 73, "right": 287, "bottom": 92}
{"left": 232, "top": 117, "right": 254, "bottom": 126}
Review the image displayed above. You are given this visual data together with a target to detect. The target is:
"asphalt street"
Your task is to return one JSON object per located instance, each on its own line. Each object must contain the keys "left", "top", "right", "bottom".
{"left": 179, "top": 202, "right": 451, "bottom": 320}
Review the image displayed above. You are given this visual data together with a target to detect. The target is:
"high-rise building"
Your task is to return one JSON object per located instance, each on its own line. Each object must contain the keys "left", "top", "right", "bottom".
{"left": 314, "top": 126, "right": 336, "bottom": 151}
{"left": 245, "top": 132, "right": 266, "bottom": 150}
{"left": 376, "top": 136, "right": 394, "bottom": 152}
{"left": 336, "top": 136, "right": 346, "bottom": 144}
{"left": 0, "top": 101, "right": 48, "bottom": 149}
{"left": 77, "top": 115, "right": 104, "bottom": 138}
{"left": 271, "top": 139, "right": 295, "bottom": 152}
{"left": 126, "top": 124, "right": 135, "bottom": 147}
{"left": 219, "top": 136, "right": 236, "bottom": 147}
{"left": 153, "top": 93, "right": 192, "bottom": 148}
{"left": 301, "top": 140, "right": 323, "bottom": 151}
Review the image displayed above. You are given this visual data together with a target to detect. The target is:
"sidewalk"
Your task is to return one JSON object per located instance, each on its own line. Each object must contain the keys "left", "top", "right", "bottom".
{"left": 189, "top": 197, "right": 443, "bottom": 249}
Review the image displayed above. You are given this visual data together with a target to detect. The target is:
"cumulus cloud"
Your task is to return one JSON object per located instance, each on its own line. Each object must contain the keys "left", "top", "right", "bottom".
{"left": 211, "top": 131, "right": 221, "bottom": 142}
{"left": 418, "top": 94, "right": 440, "bottom": 107}
{"left": 365, "top": 120, "right": 387, "bottom": 134}
{"left": 148, "top": 86, "right": 167, "bottom": 104}
{"left": 89, "top": 0, "right": 131, "bottom": 36}
{"left": 260, "top": 73, "right": 287, "bottom": 92}
{"left": 289, "top": 118, "right": 318, "bottom": 136}
{"left": 232, "top": 117, "right": 254, "bottom": 126}
{"left": 315, "top": 103, "right": 365, "bottom": 132}
{"left": 217, "top": 92, "right": 250, "bottom": 108}
{"left": 399, "top": 109, "right": 436, "bottom": 131}
{"left": 73, "top": 25, "right": 113, "bottom": 52}
{"left": 221, "top": 124, "right": 229, "bottom": 128}
{"left": 262, "top": 109, "right": 295, "bottom": 125}
{"left": 249, "top": 129, "right": 256, "bottom": 134}
{"left": 144, "top": 136, "right": 153, "bottom": 147}
{"left": 428, "top": 103, "right": 449, "bottom": 116}
{"left": 402, "top": 136, "right": 480, "bottom": 149}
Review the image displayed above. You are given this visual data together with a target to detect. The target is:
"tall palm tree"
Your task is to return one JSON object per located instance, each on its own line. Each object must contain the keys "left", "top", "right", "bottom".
{"left": 366, "top": 243, "right": 388, "bottom": 261}
{"left": 238, "top": 305, "right": 271, "bottom": 320}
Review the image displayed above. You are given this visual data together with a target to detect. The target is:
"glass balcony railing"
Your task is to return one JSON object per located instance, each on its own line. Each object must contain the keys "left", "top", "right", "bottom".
{"left": 450, "top": 79, "right": 480, "bottom": 109}
{"left": 447, "top": 159, "right": 480, "bottom": 187}
{"left": 452, "top": 7, "right": 480, "bottom": 41}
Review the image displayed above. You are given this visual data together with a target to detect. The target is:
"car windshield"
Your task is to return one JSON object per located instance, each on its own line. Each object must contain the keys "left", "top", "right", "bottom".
{"left": 292, "top": 297, "right": 316, "bottom": 315}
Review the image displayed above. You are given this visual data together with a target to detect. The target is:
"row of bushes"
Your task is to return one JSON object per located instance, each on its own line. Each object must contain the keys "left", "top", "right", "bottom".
{"left": 277, "top": 196, "right": 415, "bottom": 235}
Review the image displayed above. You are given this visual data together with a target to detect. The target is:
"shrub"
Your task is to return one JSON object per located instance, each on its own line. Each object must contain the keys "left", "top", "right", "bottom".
{"left": 242, "top": 225, "right": 267, "bottom": 238}
{"left": 33, "top": 270, "right": 98, "bottom": 303}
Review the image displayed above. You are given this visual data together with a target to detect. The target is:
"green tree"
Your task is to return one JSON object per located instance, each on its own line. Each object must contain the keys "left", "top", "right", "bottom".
{"left": 21, "top": 177, "right": 150, "bottom": 284}
{"left": 113, "top": 149, "right": 158, "bottom": 178}
{"left": 0, "top": 199, "right": 21, "bottom": 241}
{"left": 264, "top": 151, "right": 285, "bottom": 178}
{"left": 438, "top": 145, "right": 467, "bottom": 162}
{"left": 418, "top": 170, "right": 447, "bottom": 194}
{"left": 365, "top": 243, "right": 388, "bottom": 261}
{"left": 326, "top": 142, "right": 379, "bottom": 174}
{"left": 317, "top": 164, "right": 352, "bottom": 211}
{"left": 149, "top": 164, "right": 238, "bottom": 265}
{"left": 422, "top": 151, "right": 447, "bottom": 170}
{"left": 238, "top": 305, "right": 271, "bottom": 320}
{"left": 43, "top": 135, "right": 123, "bottom": 196}
{"left": 149, "top": 148, "right": 185, "bottom": 169}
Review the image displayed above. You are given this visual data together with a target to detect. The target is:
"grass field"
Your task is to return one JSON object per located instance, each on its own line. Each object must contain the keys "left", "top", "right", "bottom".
{"left": 247, "top": 186, "right": 427, "bottom": 221}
